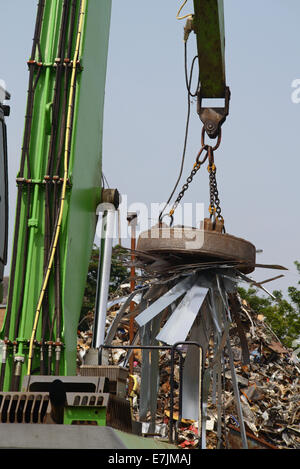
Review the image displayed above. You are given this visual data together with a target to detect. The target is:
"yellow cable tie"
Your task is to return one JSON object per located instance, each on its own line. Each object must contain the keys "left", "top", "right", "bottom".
{"left": 207, "top": 163, "right": 216, "bottom": 173}
{"left": 176, "top": 0, "right": 192, "bottom": 20}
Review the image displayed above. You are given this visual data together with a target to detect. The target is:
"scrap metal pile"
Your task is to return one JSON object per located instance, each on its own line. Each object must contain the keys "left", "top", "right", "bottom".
{"left": 77, "top": 234, "right": 299, "bottom": 450}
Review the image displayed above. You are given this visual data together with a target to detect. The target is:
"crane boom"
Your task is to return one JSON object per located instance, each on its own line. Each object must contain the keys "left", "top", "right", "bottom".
{"left": 0, "top": 0, "right": 111, "bottom": 391}
{"left": 193, "top": 0, "right": 226, "bottom": 98}
{"left": 193, "top": 0, "right": 230, "bottom": 138}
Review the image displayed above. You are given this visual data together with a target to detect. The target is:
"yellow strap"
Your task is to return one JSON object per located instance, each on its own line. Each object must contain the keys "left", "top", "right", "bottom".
{"left": 27, "top": 0, "right": 87, "bottom": 375}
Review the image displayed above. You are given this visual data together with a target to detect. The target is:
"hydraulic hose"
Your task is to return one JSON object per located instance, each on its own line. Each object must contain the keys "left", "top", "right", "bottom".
{"left": 42, "top": 0, "right": 71, "bottom": 371}
{"left": 27, "top": 0, "right": 87, "bottom": 376}
{"left": 5, "top": 0, "right": 45, "bottom": 341}
{"left": 53, "top": 0, "right": 77, "bottom": 351}
{"left": 47, "top": 0, "right": 77, "bottom": 372}
{"left": 0, "top": 0, "right": 45, "bottom": 391}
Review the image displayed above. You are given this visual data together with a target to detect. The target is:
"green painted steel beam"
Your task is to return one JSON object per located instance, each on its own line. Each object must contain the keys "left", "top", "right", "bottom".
{"left": 193, "top": 0, "right": 226, "bottom": 98}
{"left": 114, "top": 430, "right": 177, "bottom": 450}
{"left": 64, "top": 406, "right": 107, "bottom": 426}
{"left": 1, "top": 0, "right": 111, "bottom": 390}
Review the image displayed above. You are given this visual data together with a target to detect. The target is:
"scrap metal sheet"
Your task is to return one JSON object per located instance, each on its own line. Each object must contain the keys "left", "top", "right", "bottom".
{"left": 135, "top": 276, "right": 195, "bottom": 327}
{"left": 156, "top": 284, "right": 209, "bottom": 345}
{"left": 181, "top": 299, "right": 212, "bottom": 422}
{"left": 104, "top": 289, "right": 145, "bottom": 345}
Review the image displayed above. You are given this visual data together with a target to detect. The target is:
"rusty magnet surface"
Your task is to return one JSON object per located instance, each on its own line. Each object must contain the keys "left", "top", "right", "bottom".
{"left": 136, "top": 226, "right": 256, "bottom": 275}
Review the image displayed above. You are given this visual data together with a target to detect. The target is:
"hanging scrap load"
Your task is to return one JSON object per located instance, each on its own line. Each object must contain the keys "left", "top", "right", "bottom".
{"left": 130, "top": 226, "right": 255, "bottom": 449}
{"left": 78, "top": 222, "right": 297, "bottom": 449}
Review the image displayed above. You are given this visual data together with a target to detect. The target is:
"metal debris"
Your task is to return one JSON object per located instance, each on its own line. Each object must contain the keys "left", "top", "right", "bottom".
{"left": 77, "top": 248, "right": 299, "bottom": 450}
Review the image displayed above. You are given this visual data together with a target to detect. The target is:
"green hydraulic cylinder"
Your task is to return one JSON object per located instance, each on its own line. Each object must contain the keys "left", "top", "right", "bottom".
{"left": 0, "top": 0, "right": 111, "bottom": 391}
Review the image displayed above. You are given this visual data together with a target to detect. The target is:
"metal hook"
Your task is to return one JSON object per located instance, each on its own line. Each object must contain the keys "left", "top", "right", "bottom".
{"left": 159, "top": 213, "right": 174, "bottom": 228}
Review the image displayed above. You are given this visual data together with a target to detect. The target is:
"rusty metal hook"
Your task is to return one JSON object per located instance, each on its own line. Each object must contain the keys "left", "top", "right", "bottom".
{"left": 159, "top": 213, "right": 174, "bottom": 228}
{"left": 201, "top": 126, "right": 222, "bottom": 151}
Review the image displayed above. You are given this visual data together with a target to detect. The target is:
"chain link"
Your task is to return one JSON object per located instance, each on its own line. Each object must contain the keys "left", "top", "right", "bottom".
{"left": 169, "top": 147, "right": 208, "bottom": 217}
{"left": 161, "top": 127, "right": 224, "bottom": 227}
{"left": 208, "top": 164, "right": 223, "bottom": 221}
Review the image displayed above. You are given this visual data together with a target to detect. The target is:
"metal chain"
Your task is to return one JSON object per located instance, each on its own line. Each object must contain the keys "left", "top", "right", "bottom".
{"left": 160, "top": 127, "right": 223, "bottom": 226}
{"left": 169, "top": 145, "right": 209, "bottom": 216}
{"left": 208, "top": 163, "right": 223, "bottom": 221}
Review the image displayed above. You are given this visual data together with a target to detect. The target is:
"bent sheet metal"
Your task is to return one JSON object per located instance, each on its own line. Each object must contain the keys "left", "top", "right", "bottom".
{"left": 134, "top": 269, "right": 250, "bottom": 448}
{"left": 104, "top": 232, "right": 287, "bottom": 448}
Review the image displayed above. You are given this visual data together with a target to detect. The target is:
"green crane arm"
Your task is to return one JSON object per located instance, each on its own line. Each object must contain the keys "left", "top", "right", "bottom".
{"left": 0, "top": 0, "right": 111, "bottom": 391}
{"left": 192, "top": 0, "right": 230, "bottom": 138}
{"left": 193, "top": 0, "right": 226, "bottom": 98}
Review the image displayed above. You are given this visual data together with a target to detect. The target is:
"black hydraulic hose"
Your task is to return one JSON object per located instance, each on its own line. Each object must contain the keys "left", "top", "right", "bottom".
{"left": 48, "top": 187, "right": 62, "bottom": 346}
{"left": 42, "top": 1, "right": 71, "bottom": 359}
{"left": 54, "top": 0, "right": 76, "bottom": 176}
{"left": 50, "top": 63, "right": 70, "bottom": 350}
{"left": 12, "top": 5, "right": 45, "bottom": 384}
{"left": 58, "top": 0, "right": 71, "bottom": 60}
{"left": 0, "top": 348, "right": 7, "bottom": 391}
{"left": 54, "top": 228, "right": 62, "bottom": 340}
{"left": 25, "top": 0, "right": 80, "bottom": 378}
{"left": 14, "top": 190, "right": 32, "bottom": 336}
{"left": 0, "top": 1, "right": 45, "bottom": 391}
{"left": 31, "top": 0, "right": 45, "bottom": 62}
{"left": 46, "top": 0, "right": 70, "bottom": 177}
{"left": 5, "top": 2, "right": 45, "bottom": 340}
{"left": 41, "top": 2, "right": 78, "bottom": 377}
{"left": 44, "top": 0, "right": 71, "bottom": 258}
{"left": 13, "top": 70, "right": 45, "bottom": 347}
{"left": 51, "top": 0, "right": 77, "bottom": 348}
{"left": 12, "top": 10, "right": 46, "bottom": 342}
{"left": 51, "top": 6, "right": 78, "bottom": 375}
{"left": 159, "top": 43, "right": 200, "bottom": 223}
{"left": 67, "top": 0, "right": 77, "bottom": 58}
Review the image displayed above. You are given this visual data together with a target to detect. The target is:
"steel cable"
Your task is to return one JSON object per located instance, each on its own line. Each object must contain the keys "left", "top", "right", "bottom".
{"left": 159, "top": 41, "right": 199, "bottom": 224}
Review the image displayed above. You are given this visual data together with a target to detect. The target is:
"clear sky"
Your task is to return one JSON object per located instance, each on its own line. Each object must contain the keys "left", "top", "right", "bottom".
{"left": 0, "top": 0, "right": 300, "bottom": 298}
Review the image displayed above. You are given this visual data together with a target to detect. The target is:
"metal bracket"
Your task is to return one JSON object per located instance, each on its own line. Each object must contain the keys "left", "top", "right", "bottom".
{"left": 101, "top": 188, "right": 120, "bottom": 210}
{"left": 197, "top": 86, "right": 231, "bottom": 139}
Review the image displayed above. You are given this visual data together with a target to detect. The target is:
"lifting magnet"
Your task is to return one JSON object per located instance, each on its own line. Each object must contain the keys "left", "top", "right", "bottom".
{"left": 136, "top": 225, "right": 256, "bottom": 274}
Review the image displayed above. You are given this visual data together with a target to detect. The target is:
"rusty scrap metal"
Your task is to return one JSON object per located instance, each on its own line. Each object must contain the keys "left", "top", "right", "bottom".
{"left": 227, "top": 424, "right": 278, "bottom": 450}
{"left": 75, "top": 225, "right": 295, "bottom": 449}
{"left": 77, "top": 270, "right": 299, "bottom": 449}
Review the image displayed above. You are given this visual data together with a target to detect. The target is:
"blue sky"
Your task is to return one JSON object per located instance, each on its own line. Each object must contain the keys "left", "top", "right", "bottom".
{"left": 1, "top": 0, "right": 300, "bottom": 297}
